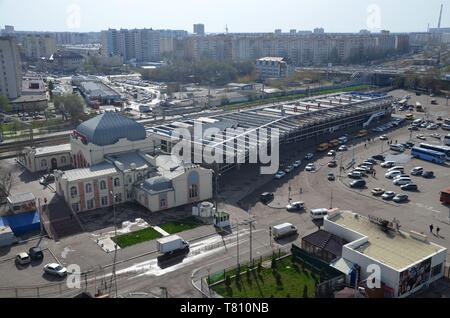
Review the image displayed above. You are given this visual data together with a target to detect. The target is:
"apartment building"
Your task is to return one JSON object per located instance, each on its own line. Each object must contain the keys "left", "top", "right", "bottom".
{"left": 22, "top": 35, "right": 57, "bottom": 60}
{"left": 256, "top": 56, "right": 293, "bottom": 79}
{"left": 0, "top": 36, "right": 22, "bottom": 99}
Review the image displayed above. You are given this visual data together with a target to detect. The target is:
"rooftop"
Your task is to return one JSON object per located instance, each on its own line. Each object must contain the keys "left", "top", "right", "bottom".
{"left": 75, "top": 112, "right": 147, "bottom": 146}
{"left": 327, "top": 211, "right": 446, "bottom": 271}
{"left": 7, "top": 192, "right": 36, "bottom": 204}
{"left": 302, "top": 229, "right": 347, "bottom": 258}
{"left": 79, "top": 81, "right": 120, "bottom": 98}
{"left": 33, "top": 144, "right": 71, "bottom": 157}
{"left": 61, "top": 162, "right": 118, "bottom": 182}
{"left": 106, "top": 152, "right": 153, "bottom": 172}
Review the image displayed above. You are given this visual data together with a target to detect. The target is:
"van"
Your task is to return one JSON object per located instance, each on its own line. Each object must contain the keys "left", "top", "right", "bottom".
{"left": 390, "top": 144, "right": 405, "bottom": 152}
{"left": 310, "top": 208, "right": 329, "bottom": 220}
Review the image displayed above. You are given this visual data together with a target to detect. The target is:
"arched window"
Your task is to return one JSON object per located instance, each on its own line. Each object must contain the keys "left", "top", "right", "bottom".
{"left": 61, "top": 156, "right": 67, "bottom": 164}
{"left": 100, "top": 180, "right": 107, "bottom": 190}
{"left": 41, "top": 159, "right": 47, "bottom": 167}
{"left": 114, "top": 178, "right": 120, "bottom": 187}
{"left": 85, "top": 183, "right": 92, "bottom": 193}
{"left": 70, "top": 186, "right": 77, "bottom": 197}
{"left": 188, "top": 171, "right": 199, "bottom": 199}
{"left": 137, "top": 173, "right": 142, "bottom": 181}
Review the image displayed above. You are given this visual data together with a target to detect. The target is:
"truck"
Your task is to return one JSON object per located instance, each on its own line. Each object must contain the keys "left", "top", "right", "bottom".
{"left": 415, "top": 102, "right": 423, "bottom": 112}
{"left": 272, "top": 223, "right": 298, "bottom": 239}
{"left": 156, "top": 235, "right": 190, "bottom": 254}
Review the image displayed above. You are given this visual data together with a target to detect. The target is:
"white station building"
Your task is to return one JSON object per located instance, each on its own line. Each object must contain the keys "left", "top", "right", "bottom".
{"left": 22, "top": 112, "right": 213, "bottom": 213}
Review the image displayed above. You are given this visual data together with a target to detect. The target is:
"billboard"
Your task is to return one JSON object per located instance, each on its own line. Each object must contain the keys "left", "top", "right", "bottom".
{"left": 398, "top": 258, "right": 431, "bottom": 296}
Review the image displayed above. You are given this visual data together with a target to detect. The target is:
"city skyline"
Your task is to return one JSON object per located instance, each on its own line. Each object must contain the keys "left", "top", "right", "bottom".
{"left": 0, "top": 0, "right": 449, "bottom": 34}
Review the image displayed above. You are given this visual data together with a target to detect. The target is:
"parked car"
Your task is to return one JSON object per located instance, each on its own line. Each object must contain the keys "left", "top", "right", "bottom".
{"left": 348, "top": 171, "right": 363, "bottom": 179}
{"left": 393, "top": 177, "right": 413, "bottom": 186}
{"left": 29, "top": 247, "right": 44, "bottom": 261}
{"left": 400, "top": 183, "right": 418, "bottom": 191}
{"left": 350, "top": 179, "right": 366, "bottom": 188}
{"left": 338, "top": 145, "right": 348, "bottom": 152}
{"left": 328, "top": 160, "right": 337, "bottom": 168}
{"left": 328, "top": 173, "right": 336, "bottom": 181}
{"left": 15, "top": 253, "right": 31, "bottom": 266}
{"left": 260, "top": 192, "right": 274, "bottom": 204}
{"left": 39, "top": 174, "right": 55, "bottom": 185}
{"left": 411, "top": 167, "right": 424, "bottom": 176}
{"left": 371, "top": 188, "right": 385, "bottom": 196}
{"left": 385, "top": 170, "right": 403, "bottom": 179}
{"left": 372, "top": 155, "right": 386, "bottom": 161}
{"left": 416, "top": 134, "right": 427, "bottom": 140}
{"left": 274, "top": 171, "right": 286, "bottom": 179}
{"left": 286, "top": 202, "right": 305, "bottom": 212}
{"left": 381, "top": 161, "right": 396, "bottom": 168}
{"left": 293, "top": 160, "right": 302, "bottom": 168}
{"left": 379, "top": 135, "right": 389, "bottom": 140}
{"left": 388, "top": 166, "right": 405, "bottom": 173}
{"left": 382, "top": 191, "right": 396, "bottom": 200}
{"left": 305, "top": 153, "right": 314, "bottom": 160}
{"left": 422, "top": 171, "right": 434, "bottom": 179}
{"left": 393, "top": 194, "right": 409, "bottom": 203}
{"left": 285, "top": 166, "right": 294, "bottom": 173}
{"left": 365, "top": 158, "right": 378, "bottom": 165}
{"left": 327, "top": 150, "right": 336, "bottom": 157}
{"left": 305, "top": 163, "right": 316, "bottom": 172}
{"left": 43, "top": 263, "right": 67, "bottom": 277}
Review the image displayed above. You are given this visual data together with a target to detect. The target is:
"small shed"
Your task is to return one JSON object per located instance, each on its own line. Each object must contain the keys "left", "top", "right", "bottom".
{"left": 7, "top": 192, "right": 36, "bottom": 214}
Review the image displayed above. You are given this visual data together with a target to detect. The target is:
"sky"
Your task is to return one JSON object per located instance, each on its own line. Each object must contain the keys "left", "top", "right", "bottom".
{"left": 0, "top": 0, "right": 449, "bottom": 33}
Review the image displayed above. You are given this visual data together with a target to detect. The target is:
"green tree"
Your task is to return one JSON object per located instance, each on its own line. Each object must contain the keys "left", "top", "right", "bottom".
{"left": 0, "top": 95, "right": 11, "bottom": 113}
{"left": 53, "top": 94, "right": 85, "bottom": 122}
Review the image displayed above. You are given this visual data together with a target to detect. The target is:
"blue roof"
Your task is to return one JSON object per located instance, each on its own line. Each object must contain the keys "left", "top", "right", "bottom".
{"left": 142, "top": 176, "right": 173, "bottom": 194}
{"left": 0, "top": 211, "right": 40, "bottom": 236}
{"left": 76, "top": 112, "right": 146, "bottom": 146}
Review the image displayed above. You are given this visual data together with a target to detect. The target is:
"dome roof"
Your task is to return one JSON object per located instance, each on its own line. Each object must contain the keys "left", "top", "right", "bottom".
{"left": 76, "top": 112, "right": 146, "bottom": 146}
{"left": 142, "top": 176, "right": 173, "bottom": 193}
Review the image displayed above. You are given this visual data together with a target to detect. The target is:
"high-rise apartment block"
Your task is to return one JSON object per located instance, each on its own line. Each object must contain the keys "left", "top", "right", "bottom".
{"left": 22, "top": 35, "right": 57, "bottom": 60}
{"left": 0, "top": 36, "right": 22, "bottom": 99}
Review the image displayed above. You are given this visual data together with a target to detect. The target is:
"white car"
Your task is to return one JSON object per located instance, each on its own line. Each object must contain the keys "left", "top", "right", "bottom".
{"left": 416, "top": 134, "right": 426, "bottom": 140}
{"left": 305, "top": 163, "right": 316, "bottom": 172}
{"left": 327, "top": 150, "right": 336, "bottom": 157}
{"left": 381, "top": 161, "right": 396, "bottom": 168}
{"left": 382, "top": 191, "right": 396, "bottom": 200}
{"left": 385, "top": 170, "right": 403, "bottom": 179}
{"left": 388, "top": 166, "right": 405, "bottom": 173}
{"left": 286, "top": 202, "right": 305, "bottom": 211}
{"left": 411, "top": 167, "right": 424, "bottom": 176}
{"left": 338, "top": 145, "right": 348, "bottom": 152}
{"left": 285, "top": 166, "right": 294, "bottom": 173}
{"left": 379, "top": 135, "right": 389, "bottom": 140}
{"left": 43, "top": 263, "right": 67, "bottom": 277}
{"left": 393, "top": 177, "right": 412, "bottom": 186}
{"left": 274, "top": 171, "right": 286, "bottom": 179}
{"left": 293, "top": 160, "right": 302, "bottom": 168}
{"left": 305, "top": 153, "right": 314, "bottom": 160}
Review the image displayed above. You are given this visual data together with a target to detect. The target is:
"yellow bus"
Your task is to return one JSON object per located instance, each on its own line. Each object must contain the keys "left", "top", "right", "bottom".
{"left": 405, "top": 113, "right": 414, "bottom": 120}
{"left": 328, "top": 139, "right": 340, "bottom": 147}
{"left": 317, "top": 143, "right": 330, "bottom": 152}
{"left": 356, "top": 130, "right": 368, "bottom": 138}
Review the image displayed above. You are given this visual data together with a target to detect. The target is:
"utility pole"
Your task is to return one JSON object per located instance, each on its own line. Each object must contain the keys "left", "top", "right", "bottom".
{"left": 109, "top": 191, "right": 118, "bottom": 298}
{"left": 236, "top": 222, "right": 240, "bottom": 269}
{"left": 330, "top": 188, "right": 334, "bottom": 209}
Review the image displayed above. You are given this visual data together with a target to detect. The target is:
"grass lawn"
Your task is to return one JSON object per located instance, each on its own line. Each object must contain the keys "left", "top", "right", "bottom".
{"left": 211, "top": 257, "right": 319, "bottom": 298}
{"left": 111, "top": 227, "right": 162, "bottom": 248}
{"left": 159, "top": 216, "right": 203, "bottom": 234}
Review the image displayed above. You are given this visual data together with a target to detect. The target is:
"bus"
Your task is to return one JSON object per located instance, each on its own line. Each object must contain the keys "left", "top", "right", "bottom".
{"left": 444, "top": 134, "right": 450, "bottom": 146}
{"left": 419, "top": 143, "right": 450, "bottom": 160}
{"left": 441, "top": 188, "right": 450, "bottom": 205}
{"left": 411, "top": 147, "right": 446, "bottom": 164}
{"left": 405, "top": 113, "right": 414, "bottom": 120}
{"left": 328, "top": 139, "right": 340, "bottom": 147}
{"left": 356, "top": 130, "right": 368, "bottom": 138}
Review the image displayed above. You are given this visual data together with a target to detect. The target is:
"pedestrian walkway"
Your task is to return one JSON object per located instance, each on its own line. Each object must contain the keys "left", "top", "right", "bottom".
{"left": 153, "top": 226, "right": 170, "bottom": 237}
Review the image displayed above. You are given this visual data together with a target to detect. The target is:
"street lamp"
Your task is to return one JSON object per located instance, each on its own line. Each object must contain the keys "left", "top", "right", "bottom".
{"left": 109, "top": 191, "right": 118, "bottom": 297}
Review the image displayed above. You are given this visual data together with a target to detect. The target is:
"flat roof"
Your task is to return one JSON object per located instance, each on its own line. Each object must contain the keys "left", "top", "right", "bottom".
{"left": 34, "top": 144, "right": 71, "bottom": 157}
{"left": 61, "top": 162, "right": 118, "bottom": 182}
{"left": 79, "top": 81, "right": 120, "bottom": 98}
{"left": 11, "top": 95, "right": 48, "bottom": 103}
{"left": 328, "top": 211, "right": 445, "bottom": 271}
{"left": 7, "top": 192, "right": 36, "bottom": 204}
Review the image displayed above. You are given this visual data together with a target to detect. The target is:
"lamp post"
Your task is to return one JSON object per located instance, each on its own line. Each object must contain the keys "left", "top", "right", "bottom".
{"left": 109, "top": 191, "right": 118, "bottom": 297}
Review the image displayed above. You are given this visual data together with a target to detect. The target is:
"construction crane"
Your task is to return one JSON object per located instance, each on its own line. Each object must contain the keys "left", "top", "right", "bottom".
{"left": 438, "top": 4, "right": 443, "bottom": 28}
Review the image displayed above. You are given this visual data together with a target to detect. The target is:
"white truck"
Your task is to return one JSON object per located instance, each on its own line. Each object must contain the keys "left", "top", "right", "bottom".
{"left": 272, "top": 223, "right": 298, "bottom": 239}
{"left": 156, "top": 235, "right": 190, "bottom": 254}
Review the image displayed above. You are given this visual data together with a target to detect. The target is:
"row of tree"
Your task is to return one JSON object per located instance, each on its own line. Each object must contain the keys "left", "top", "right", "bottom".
{"left": 141, "top": 59, "right": 256, "bottom": 85}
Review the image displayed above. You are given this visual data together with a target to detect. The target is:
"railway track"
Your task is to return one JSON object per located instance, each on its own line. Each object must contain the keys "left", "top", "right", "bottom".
{"left": 0, "top": 134, "right": 70, "bottom": 158}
